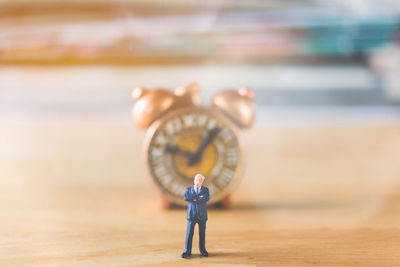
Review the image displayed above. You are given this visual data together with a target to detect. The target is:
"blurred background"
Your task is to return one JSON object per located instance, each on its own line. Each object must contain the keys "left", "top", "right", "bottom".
{"left": 1, "top": 0, "right": 400, "bottom": 266}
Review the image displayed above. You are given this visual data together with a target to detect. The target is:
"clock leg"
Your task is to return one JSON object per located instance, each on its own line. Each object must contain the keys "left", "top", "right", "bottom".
{"left": 161, "top": 196, "right": 185, "bottom": 209}
{"left": 220, "top": 195, "right": 231, "bottom": 208}
{"left": 161, "top": 196, "right": 172, "bottom": 209}
{"left": 211, "top": 195, "right": 231, "bottom": 209}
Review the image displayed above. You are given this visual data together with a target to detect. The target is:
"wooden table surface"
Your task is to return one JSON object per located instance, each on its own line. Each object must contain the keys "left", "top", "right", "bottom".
{"left": 1, "top": 121, "right": 400, "bottom": 266}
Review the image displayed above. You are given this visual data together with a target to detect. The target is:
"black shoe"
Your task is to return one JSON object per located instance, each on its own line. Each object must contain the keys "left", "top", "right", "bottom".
{"left": 181, "top": 252, "right": 191, "bottom": 258}
{"left": 200, "top": 250, "right": 208, "bottom": 257}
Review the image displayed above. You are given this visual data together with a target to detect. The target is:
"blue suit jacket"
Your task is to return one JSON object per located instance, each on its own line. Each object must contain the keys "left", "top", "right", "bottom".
{"left": 184, "top": 186, "right": 209, "bottom": 221}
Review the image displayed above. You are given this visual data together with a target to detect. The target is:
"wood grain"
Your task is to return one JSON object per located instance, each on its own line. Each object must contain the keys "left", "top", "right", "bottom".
{"left": 1, "top": 121, "right": 400, "bottom": 266}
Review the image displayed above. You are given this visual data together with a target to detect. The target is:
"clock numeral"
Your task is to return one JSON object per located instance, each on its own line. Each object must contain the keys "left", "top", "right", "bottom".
{"left": 225, "top": 147, "right": 239, "bottom": 166}
{"left": 182, "top": 114, "right": 195, "bottom": 128}
{"left": 151, "top": 147, "right": 163, "bottom": 158}
{"left": 208, "top": 183, "right": 217, "bottom": 195}
{"left": 219, "top": 127, "right": 235, "bottom": 143}
{"left": 160, "top": 175, "right": 172, "bottom": 186}
{"left": 154, "top": 133, "right": 167, "bottom": 146}
{"left": 207, "top": 118, "right": 218, "bottom": 130}
{"left": 153, "top": 163, "right": 172, "bottom": 186}
{"left": 150, "top": 147, "right": 163, "bottom": 164}
{"left": 154, "top": 163, "right": 167, "bottom": 177}
{"left": 165, "top": 118, "right": 182, "bottom": 136}
{"left": 182, "top": 113, "right": 210, "bottom": 128}
{"left": 169, "top": 182, "right": 186, "bottom": 196}
{"left": 216, "top": 168, "right": 235, "bottom": 187}
{"left": 197, "top": 114, "right": 208, "bottom": 127}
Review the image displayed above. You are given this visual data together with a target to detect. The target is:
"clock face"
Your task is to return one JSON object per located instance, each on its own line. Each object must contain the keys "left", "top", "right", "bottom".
{"left": 144, "top": 107, "right": 242, "bottom": 205}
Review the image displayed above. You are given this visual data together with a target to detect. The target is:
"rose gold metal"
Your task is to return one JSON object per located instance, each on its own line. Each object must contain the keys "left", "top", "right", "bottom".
{"left": 172, "top": 82, "right": 201, "bottom": 109}
{"left": 131, "top": 87, "right": 176, "bottom": 129}
{"left": 212, "top": 87, "right": 255, "bottom": 129}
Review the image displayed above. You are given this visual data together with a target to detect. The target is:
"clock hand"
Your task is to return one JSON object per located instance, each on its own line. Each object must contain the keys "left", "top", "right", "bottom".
{"left": 188, "top": 127, "right": 221, "bottom": 166}
{"left": 196, "top": 127, "right": 221, "bottom": 154}
{"left": 165, "top": 144, "right": 191, "bottom": 157}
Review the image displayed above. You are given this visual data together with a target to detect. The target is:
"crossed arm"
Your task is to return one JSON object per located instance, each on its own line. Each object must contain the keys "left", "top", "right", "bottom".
{"left": 184, "top": 188, "right": 210, "bottom": 203}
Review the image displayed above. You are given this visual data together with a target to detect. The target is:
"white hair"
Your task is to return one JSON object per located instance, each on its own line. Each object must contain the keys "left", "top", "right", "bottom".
{"left": 194, "top": 174, "right": 205, "bottom": 181}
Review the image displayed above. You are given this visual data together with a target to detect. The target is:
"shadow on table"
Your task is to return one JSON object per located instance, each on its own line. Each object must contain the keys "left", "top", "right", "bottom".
{"left": 168, "top": 200, "right": 343, "bottom": 211}
{"left": 231, "top": 201, "right": 344, "bottom": 211}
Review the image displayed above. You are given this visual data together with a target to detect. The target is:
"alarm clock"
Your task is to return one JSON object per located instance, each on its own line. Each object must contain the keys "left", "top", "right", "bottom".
{"left": 131, "top": 83, "right": 254, "bottom": 208}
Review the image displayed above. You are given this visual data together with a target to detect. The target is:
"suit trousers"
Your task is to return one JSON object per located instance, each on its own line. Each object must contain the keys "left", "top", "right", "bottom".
{"left": 184, "top": 215, "right": 206, "bottom": 254}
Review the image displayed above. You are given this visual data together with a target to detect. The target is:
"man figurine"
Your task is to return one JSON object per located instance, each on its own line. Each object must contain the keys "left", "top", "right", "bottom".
{"left": 181, "top": 173, "right": 210, "bottom": 258}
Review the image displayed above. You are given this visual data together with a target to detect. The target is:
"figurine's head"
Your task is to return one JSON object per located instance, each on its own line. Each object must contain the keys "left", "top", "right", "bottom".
{"left": 194, "top": 173, "right": 205, "bottom": 188}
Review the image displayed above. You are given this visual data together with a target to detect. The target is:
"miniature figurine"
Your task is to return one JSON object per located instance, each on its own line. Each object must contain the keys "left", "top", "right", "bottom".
{"left": 181, "top": 174, "right": 209, "bottom": 258}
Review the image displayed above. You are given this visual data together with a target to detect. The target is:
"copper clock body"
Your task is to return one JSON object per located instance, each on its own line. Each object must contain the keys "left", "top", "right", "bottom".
{"left": 143, "top": 107, "right": 243, "bottom": 206}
